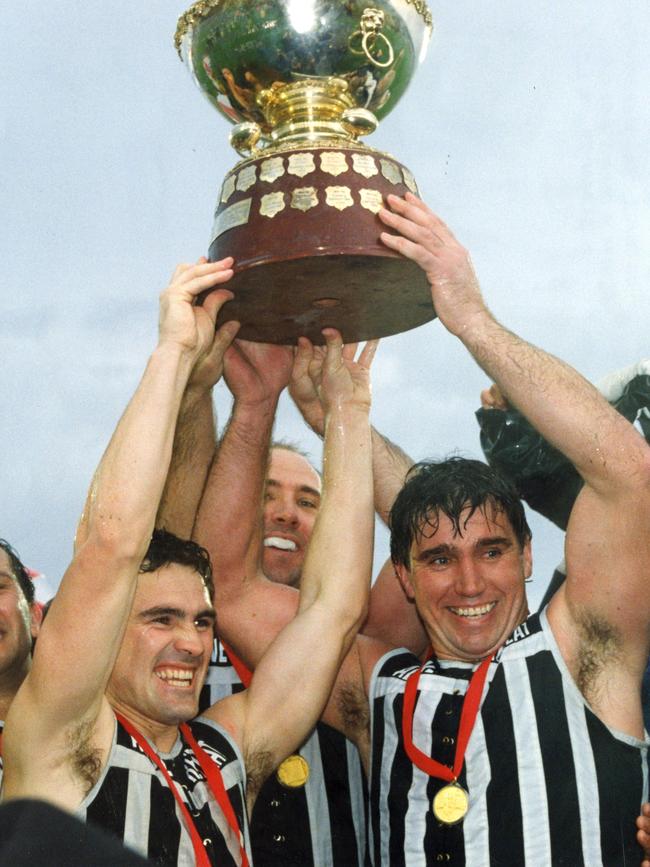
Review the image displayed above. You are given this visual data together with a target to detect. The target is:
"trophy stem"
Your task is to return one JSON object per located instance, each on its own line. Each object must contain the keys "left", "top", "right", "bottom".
{"left": 258, "top": 79, "right": 362, "bottom": 145}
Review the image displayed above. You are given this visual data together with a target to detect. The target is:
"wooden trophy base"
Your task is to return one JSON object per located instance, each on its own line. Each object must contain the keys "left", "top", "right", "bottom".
{"left": 206, "top": 144, "right": 436, "bottom": 345}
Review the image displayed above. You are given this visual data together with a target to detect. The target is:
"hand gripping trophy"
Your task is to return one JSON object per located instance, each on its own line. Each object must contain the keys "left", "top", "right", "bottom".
{"left": 175, "top": 0, "right": 433, "bottom": 343}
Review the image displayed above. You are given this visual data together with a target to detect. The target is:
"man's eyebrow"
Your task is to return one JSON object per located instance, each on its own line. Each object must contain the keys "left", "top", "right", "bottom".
{"left": 414, "top": 544, "right": 452, "bottom": 559}
{"left": 476, "top": 536, "right": 513, "bottom": 549}
{"left": 138, "top": 606, "right": 216, "bottom": 622}
{"left": 138, "top": 606, "right": 185, "bottom": 620}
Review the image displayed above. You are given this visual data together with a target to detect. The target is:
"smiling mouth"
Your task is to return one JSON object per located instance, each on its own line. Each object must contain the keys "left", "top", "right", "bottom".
{"left": 264, "top": 536, "right": 297, "bottom": 552}
{"left": 155, "top": 668, "right": 194, "bottom": 688}
{"left": 449, "top": 602, "right": 496, "bottom": 618}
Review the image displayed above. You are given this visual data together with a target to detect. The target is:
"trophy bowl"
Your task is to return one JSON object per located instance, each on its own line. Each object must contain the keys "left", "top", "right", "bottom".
{"left": 176, "top": 0, "right": 435, "bottom": 344}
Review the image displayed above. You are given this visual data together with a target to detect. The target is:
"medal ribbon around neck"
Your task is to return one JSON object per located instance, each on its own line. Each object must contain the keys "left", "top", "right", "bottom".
{"left": 116, "top": 713, "right": 250, "bottom": 867}
{"left": 402, "top": 653, "right": 493, "bottom": 785}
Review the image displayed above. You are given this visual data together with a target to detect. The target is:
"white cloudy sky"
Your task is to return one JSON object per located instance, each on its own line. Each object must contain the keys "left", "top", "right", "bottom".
{"left": 2, "top": 1, "right": 648, "bottom": 608}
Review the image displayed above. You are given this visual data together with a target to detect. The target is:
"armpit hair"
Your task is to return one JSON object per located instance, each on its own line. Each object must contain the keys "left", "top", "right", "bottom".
{"left": 245, "top": 748, "right": 276, "bottom": 801}
{"left": 67, "top": 720, "right": 102, "bottom": 794}
{"left": 337, "top": 681, "right": 370, "bottom": 739}
{"left": 575, "top": 610, "right": 623, "bottom": 700}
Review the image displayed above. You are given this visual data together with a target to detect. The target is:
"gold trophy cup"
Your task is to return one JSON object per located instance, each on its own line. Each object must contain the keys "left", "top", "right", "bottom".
{"left": 176, "top": 0, "right": 434, "bottom": 343}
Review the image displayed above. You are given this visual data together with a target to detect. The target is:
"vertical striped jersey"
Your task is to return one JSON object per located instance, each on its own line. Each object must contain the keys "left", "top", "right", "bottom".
{"left": 369, "top": 610, "right": 650, "bottom": 866}
{"left": 78, "top": 714, "right": 251, "bottom": 866}
{"left": 201, "top": 637, "right": 369, "bottom": 866}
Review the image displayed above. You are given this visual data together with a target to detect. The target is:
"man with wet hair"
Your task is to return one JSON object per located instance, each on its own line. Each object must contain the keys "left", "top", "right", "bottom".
{"left": 212, "top": 193, "right": 650, "bottom": 864}
{"left": 2, "top": 259, "right": 377, "bottom": 867}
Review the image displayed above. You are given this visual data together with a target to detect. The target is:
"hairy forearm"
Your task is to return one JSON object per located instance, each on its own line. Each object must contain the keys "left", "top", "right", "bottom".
{"left": 299, "top": 404, "right": 373, "bottom": 626}
{"left": 156, "top": 387, "right": 216, "bottom": 537}
{"left": 460, "top": 311, "right": 649, "bottom": 492}
{"left": 193, "top": 395, "right": 278, "bottom": 591}
{"left": 371, "top": 427, "right": 414, "bottom": 525}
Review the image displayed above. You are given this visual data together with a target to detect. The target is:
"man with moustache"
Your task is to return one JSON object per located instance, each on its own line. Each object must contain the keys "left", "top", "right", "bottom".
{"left": 2, "top": 258, "right": 377, "bottom": 867}
{"left": 210, "top": 194, "right": 650, "bottom": 865}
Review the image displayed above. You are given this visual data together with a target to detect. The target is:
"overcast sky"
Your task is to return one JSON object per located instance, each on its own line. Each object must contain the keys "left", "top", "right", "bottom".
{"left": 2, "top": 1, "right": 648, "bottom": 608}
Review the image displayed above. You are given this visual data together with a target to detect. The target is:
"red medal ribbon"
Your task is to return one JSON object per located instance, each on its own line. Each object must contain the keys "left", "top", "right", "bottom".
{"left": 220, "top": 639, "right": 253, "bottom": 688}
{"left": 115, "top": 713, "right": 249, "bottom": 867}
{"left": 402, "top": 653, "right": 493, "bottom": 782}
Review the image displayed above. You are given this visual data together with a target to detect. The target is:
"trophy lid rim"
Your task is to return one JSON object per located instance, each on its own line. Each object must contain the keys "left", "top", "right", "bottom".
{"left": 174, "top": 0, "right": 434, "bottom": 57}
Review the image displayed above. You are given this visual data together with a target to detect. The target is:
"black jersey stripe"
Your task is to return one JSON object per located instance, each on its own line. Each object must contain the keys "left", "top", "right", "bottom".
{"left": 476, "top": 663, "right": 526, "bottom": 866}
{"left": 318, "top": 721, "right": 364, "bottom": 866}
{"left": 587, "top": 709, "right": 648, "bottom": 866}
{"left": 85, "top": 765, "right": 130, "bottom": 847}
{"left": 527, "top": 649, "right": 583, "bottom": 865}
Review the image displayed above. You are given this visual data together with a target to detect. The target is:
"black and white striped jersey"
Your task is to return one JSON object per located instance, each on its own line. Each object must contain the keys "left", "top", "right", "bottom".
{"left": 78, "top": 714, "right": 251, "bottom": 866}
{"left": 201, "top": 637, "right": 369, "bottom": 867}
{"left": 369, "top": 610, "right": 650, "bottom": 867}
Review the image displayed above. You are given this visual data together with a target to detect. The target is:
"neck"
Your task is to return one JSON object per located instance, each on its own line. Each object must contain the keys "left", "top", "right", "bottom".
{"left": 0, "top": 657, "right": 31, "bottom": 720}
{"left": 109, "top": 699, "right": 180, "bottom": 753}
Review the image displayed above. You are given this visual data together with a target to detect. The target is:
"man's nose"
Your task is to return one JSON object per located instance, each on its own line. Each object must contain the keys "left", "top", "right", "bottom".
{"left": 455, "top": 558, "right": 486, "bottom": 597}
{"left": 268, "top": 497, "right": 299, "bottom": 526}
{"left": 173, "top": 624, "right": 204, "bottom": 657}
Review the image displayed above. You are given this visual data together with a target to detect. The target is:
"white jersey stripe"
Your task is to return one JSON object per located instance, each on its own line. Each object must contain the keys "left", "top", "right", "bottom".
{"left": 123, "top": 766, "right": 150, "bottom": 857}
{"left": 347, "top": 736, "right": 367, "bottom": 860}
{"left": 464, "top": 714, "right": 491, "bottom": 866}
{"left": 302, "top": 728, "right": 335, "bottom": 866}
{"left": 505, "top": 656, "right": 552, "bottom": 866}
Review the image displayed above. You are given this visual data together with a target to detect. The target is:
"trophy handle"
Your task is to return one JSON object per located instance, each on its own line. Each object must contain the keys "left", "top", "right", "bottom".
{"left": 340, "top": 107, "right": 379, "bottom": 138}
{"left": 348, "top": 8, "right": 395, "bottom": 70}
{"left": 229, "top": 122, "right": 262, "bottom": 158}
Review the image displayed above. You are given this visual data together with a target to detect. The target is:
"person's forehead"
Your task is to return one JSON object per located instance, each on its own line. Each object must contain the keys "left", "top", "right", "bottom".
{"left": 135, "top": 563, "right": 211, "bottom": 607}
{"left": 0, "top": 549, "right": 12, "bottom": 577}
{"left": 413, "top": 503, "right": 517, "bottom": 547}
{"left": 268, "top": 448, "right": 321, "bottom": 493}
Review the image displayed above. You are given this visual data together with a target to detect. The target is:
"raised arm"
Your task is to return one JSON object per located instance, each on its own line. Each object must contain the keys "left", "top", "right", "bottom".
{"left": 379, "top": 194, "right": 650, "bottom": 726}
{"left": 193, "top": 340, "right": 293, "bottom": 601}
{"left": 155, "top": 257, "right": 235, "bottom": 536}
{"left": 5, "top": 263, "right": 238, "bottom": 794}
{"left": 290, "top": 339, "right": 428, "bottom": 653}
{"left": 206, "top": 331, "right": 376, "bottom": 800}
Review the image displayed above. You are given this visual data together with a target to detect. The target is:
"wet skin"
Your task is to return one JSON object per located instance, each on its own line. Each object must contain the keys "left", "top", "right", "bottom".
{"left": 395, "top": 505, "right": 531, "bottom": 662}
{"left": 107, "top": 564, "right": 215, "bottom": 738}
{"left": 262, "top": 447, "right": 322, "bottom": 587}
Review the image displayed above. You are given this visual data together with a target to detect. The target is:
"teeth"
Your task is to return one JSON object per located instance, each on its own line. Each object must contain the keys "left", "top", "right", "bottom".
{"left": 156, "top": 669, "right": 193, "bottom": 686}
{"left": 450, "top": 603, "right": 496, "bottom": 618}
{"left": 264, "top": 536, "right": 297, "bottom": 552}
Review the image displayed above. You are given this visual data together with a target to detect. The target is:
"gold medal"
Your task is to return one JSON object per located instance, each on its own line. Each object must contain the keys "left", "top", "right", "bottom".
{"left": 432, "top": 782, "right": 469, "bottom": 825}
{"left": 276, "top": 754, "right": 310, "bottom": 788}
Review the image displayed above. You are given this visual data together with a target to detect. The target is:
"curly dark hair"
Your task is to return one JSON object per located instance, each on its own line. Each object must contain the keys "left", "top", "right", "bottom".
{"left": 0, "top": 538, "right": 35, "bottom": 605}
{"left": 139, "top": 529, "right": 214, "bottom": 599}
{"left": 389, "top": 457, "right": 532, "bottom": 568}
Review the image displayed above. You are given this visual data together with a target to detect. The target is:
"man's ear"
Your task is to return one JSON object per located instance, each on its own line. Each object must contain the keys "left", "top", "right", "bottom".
{"left": 395, "top": 563, "right": 416, "bottom": 601}
{"left": 30, "top": 602, "right": 43, "bottom": 640}
{"left": 523, "top": 540, "right": 533, "bottom": 580}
